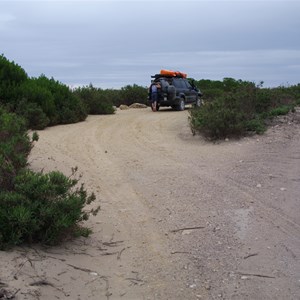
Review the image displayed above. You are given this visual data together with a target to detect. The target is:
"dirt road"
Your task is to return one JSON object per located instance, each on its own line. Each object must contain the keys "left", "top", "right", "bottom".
{"left": 1, "top": 107, "right": 299, "bottom": 299}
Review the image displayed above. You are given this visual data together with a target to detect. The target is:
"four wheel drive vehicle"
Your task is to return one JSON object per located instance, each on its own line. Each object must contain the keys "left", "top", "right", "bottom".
{"left": 148, "top": 70, "right": 203, "bottom": 111}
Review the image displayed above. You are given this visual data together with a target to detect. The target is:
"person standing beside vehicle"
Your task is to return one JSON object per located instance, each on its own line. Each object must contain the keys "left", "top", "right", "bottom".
{"left": 150, "top": 81, "right": 161, "bottom": 112}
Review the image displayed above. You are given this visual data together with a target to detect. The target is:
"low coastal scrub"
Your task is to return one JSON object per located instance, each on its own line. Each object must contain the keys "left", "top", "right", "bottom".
{"left": 73, "top": 83, "right": 148, "bottom": 112}
{"left": 0, "top": 169, "right": 98, "bottom": 248}
{"left": 73, "top": 84, "right": 116, "bottom": 115}
{"left": 0, "top": 55, "right": 88, "bottom": 130}
{"left": 189, "top": 78, "right": 299, "bottom": 139}
{"left": 0, "top": 108, "right": 98, "bottom": 249}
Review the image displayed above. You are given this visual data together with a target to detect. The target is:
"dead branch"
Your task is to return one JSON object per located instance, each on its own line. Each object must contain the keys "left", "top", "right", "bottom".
{"left": 14, "top": 257, "right": 35, "bottom": 279}
{"left": 102, "top": 277, "right": 112, "bottom": 300}
{"left": 102, "top": 241, "right": 124, "bottom": 247}
{"left": 117, "top": 248, "right": 126, "bottom": 260}
{"left": 243, "top": 253, "right": 259, "bottom": 259}
{"left": 101, "top": 251, "right": 119, "bottom": 256}
{"left": 84, "top": 277, "right": 98, "bottom": 286}
{"left": 170, "top": 226, "right": 205, "bottom": 233}
{"left": 10, "top": 289, "right": 20, "bottom": 299}
{"left": 66, "top": 264, "right": 95, "bottom": 274}
{"left": 44, "top": 255, "right": 66, "bottom": 262}
{"left": 29, "top": 280, "right": 69, "bottom": 297}
{"left": 29, "top": 280, "right": 54, "bottom": 287}
{"left": 125, "top": 271, "right": 145, "bottom": 286}
{"left": 238, "top": 272, "right": 275, "bottom": 279}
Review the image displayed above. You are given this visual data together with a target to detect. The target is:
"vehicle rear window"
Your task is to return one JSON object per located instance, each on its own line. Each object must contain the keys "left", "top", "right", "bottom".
{"left": 173, "top": 78, "right": 186, "bottom": 89}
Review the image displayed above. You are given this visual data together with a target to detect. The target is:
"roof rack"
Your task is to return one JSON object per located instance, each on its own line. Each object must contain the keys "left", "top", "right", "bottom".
{"left": 151, "top": 73, "right": 186, "bottom": 79}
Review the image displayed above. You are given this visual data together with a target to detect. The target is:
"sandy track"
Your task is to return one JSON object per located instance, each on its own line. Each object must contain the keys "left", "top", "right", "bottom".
{"left": 1, "top": 107, "right": 299, "bottom": 299}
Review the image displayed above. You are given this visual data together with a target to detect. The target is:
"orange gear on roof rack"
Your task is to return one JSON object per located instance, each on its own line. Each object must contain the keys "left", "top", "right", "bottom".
{"left": 160, "top": 69, "right": 187, "bottom": 78}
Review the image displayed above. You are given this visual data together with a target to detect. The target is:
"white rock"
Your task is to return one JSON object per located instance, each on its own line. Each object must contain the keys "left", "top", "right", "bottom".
{"left": 129, "top": 103, "right": 147, "bottom": 109}
{"left": 119, "top": 104, "right": 129, "bottom": 110}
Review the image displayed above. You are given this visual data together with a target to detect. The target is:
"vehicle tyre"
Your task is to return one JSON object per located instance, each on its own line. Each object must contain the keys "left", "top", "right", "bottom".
{"left": 177, "top": 98, "right": 185, "bottom": 111}
{"left": 167, "top": 85, "right": 176, "bottom": 101}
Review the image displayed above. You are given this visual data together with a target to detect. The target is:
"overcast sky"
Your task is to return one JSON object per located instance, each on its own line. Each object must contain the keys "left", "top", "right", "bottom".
{"left": 1, "top": 0, "right": 300, "bottom": 88}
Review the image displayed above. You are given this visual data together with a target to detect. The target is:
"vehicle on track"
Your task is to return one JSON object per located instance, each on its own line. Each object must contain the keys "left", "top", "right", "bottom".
{"left": 149, "top": 70, "right": 202, "bottom": 111}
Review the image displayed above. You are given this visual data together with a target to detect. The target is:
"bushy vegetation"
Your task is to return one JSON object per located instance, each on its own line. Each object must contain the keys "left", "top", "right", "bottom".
{"left": 0, "top": 168, "right": 98, "bottom": 247}
{"left": 1, "top": 54, "right": 149, "bottom": 130}
{"left": 189, "top": 78, "right": 299, "bottom": 139}
{"left": 0, "top": 107, "right": 36, "bottom": 191}
{"left": 73, "top": 83, "right": 148, "bottom": 111}
{"left": 117, "top": 84, "right": 148, "bottom": 107}
{"left": 0, "top": 105, "right": 98, "bottom": 249}
{"left": 0, "top": 54, "right": 88, "bottom": 130}
{"left": 73, "top": 84, "right": 115, "bottom": 115}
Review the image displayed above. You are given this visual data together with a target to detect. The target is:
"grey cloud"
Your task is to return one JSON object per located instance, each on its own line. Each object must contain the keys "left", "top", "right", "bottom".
{"left": 1, "top": 1, "right": 299, "bottom": 88}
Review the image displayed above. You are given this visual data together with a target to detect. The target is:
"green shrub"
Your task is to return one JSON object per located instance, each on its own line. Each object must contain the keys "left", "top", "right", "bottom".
{"left": 118, "top": 84, "right": 148, "bottom": 106}
{"left": 33, "top": 75, "right": 88, "bottom": 125}
{"left": 16, "top": 79, "right": 58, "bottom": 124}
{"left": 16, "top": 100, "right": 50, "bottom": 130}
{"left": 0, "top": 169, "right": 99, "bottom": 248}
{"left": 244, "top": 117, "right": 266, "bottom": 134}
{"left": 269, "top": 105, "right": 291, "bottom": 117}
{"left": 189, "top": 79, "right": 299, "bottom": 140}
{"left": 74, "top": 85, "right": 115, "bottom": 114}
{"left": 0, "top": 107, "right": 37, "bottom": 190}
{"left": 189, "top": 96, "right": 246, "bottom": 139}
{"left": 0, "top": 107, "right": 98, "bottom": 249}
{"left": 0, "top": 54, "right": 27, "bottom": 85}
{"left": 0, "top": 55, "right": 88, "bottom": 129}
{"left": 0, "top": 54, "right": 28, "bottom": 106}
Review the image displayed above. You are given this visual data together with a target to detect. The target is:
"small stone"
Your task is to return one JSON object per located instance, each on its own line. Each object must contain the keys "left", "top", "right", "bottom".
{"left": 189, "top": 283, "right": 196, "bottom": 288}
{"left": 90, "top": 272, "right": 98, "bottom": 276}
{"left": 280, "top": 187, "right": 286, "bottom": 191}
{"left": 256, "top": 184, "right": 262, "bottom": 188}
{"left": 241, "top": 276, "right": 248, "bottom": 280}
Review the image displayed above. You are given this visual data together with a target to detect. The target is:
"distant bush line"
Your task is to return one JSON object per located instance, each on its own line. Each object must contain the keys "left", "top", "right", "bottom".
{"left": 1, "top": 54, "right": 299, "bottom": 138}
{"left": 189, "top": 78, "right": 300, "bottom": 139}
